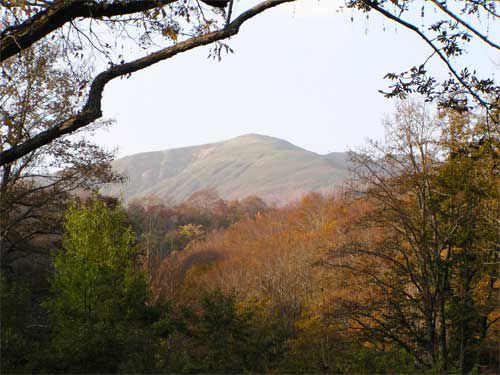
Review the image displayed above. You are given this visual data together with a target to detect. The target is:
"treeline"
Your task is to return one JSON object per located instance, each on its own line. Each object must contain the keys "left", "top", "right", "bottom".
{"left": 126, "top": 190, "right": 270, "bottom": 269}
{"left": 1, "top": 102, "right": 499, "bottom": 374}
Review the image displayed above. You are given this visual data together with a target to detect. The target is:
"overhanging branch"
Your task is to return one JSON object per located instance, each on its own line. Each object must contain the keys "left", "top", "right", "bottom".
{"left": 429, "top": 0, "right": 500, "bottom": 50}
{"left": 363, "top": 0, "right": 491, "bottom": 109}
{"left": 0, "top": 0, "right": 295, "bottom": 166}
{"left": 0, "top": 0, "right": 231, "bottom": 62}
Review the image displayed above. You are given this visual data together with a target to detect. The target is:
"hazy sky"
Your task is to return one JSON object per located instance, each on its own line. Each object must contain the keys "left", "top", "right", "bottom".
{"left": 92, "top": 0, "right": 498, "bottom": 157}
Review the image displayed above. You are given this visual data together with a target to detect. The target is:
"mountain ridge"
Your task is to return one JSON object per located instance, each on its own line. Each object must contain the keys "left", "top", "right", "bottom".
{"left": 103, "top": 134, "right": 352, "bottom": 204}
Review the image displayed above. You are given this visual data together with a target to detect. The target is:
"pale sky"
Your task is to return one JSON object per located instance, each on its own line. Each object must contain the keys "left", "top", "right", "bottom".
{"left": 92, "top": 0, "right": 499, "bottom": 157}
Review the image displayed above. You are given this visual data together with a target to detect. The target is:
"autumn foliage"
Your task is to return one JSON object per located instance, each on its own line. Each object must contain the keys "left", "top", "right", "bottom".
{"left": 2, "top": 102, "right": 498, "bottom": 374}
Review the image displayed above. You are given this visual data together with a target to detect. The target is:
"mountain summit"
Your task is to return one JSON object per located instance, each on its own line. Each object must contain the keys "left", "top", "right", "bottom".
{"left": 103, "top": 134, "right": 351, "bottom": 204}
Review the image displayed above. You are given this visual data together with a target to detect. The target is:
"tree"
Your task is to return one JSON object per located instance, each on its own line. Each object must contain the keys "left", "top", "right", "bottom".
{"left": 328, "top": 100, "right": 499, "bottom": 372}
{"left": 0, "top": 275, "right": 35, "bottom": 373}
{"left": 43, "top": 199, "right": 152, "bottom": 373}
{"left": 160, "top": 288, "right": 288, "bottom": 373}
{"left": 436, "top": 105, "right": 499, "bottom": 372}
{"left": 1, "top": 0, "right": 498, "bottom": 166}
{"left": 0, "top": 40, "right": 121, "bottom": 273}
{"left": 0, "top": 42, "right": 123, "bottom": 368}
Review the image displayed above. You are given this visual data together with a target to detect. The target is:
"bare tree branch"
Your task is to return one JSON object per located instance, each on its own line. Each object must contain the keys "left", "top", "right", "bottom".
{"left": 0, "top": 0, "right": 232, "bottom": 62}
{"left": 429, "top": 0, "right": 500, "bottom": 50}
{"left": 0, "top": 0, "right": 295, "bottom": 166}
{"left": 362, "top": 0, "right": 491, "bottom": 109}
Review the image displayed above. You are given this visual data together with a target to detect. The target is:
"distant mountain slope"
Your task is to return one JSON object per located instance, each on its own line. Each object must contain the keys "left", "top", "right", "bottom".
{"left": 103, "top": 134, "right": 352, "bottom": 204}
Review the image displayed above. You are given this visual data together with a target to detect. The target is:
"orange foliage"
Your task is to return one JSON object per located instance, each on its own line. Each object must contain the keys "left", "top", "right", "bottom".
{"left": 151, "top": 192, "right": 372, "bottom": 324}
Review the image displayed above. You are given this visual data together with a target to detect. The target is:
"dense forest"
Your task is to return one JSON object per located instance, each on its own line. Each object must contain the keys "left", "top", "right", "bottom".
{"left": 2, "top": 101, "right": 498, "bottom": 373}
{"left": 1, "top": 0, "right": 499, "bottom": 373}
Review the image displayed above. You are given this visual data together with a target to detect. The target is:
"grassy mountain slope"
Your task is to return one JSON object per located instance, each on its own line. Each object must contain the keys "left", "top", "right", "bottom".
{"left": 103, "top": 134, "right": 351, "bottom": 204}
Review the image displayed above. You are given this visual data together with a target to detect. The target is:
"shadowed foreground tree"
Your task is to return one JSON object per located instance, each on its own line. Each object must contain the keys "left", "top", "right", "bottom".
{"left": 0, "top": 40, "right": 123, "bottom": 374}
{"left": 0, "top": 0, "right": 498, "bottom": 166}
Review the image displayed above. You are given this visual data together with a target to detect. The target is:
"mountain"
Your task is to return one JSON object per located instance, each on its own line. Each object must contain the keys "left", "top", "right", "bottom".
{"left": 102, "top": 134, "right": 352, "bottom": 204}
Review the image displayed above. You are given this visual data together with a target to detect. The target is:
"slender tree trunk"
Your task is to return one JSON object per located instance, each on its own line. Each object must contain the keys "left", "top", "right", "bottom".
{"left": 426, "top": 309, "right": 437, "bottom": 369}
{"left": 439, "top": 296, "right": 448, "bottom": 371}
{"left": 439, "top": 261, "right": 450, "bottom": 371}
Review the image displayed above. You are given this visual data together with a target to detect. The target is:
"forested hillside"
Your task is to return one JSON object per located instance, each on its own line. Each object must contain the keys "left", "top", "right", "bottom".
{"left": 1, "top": 0, "right": 498, "bottom": 374}
{"left": 2, "top": 101, "right": 498, "bottom": 373}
